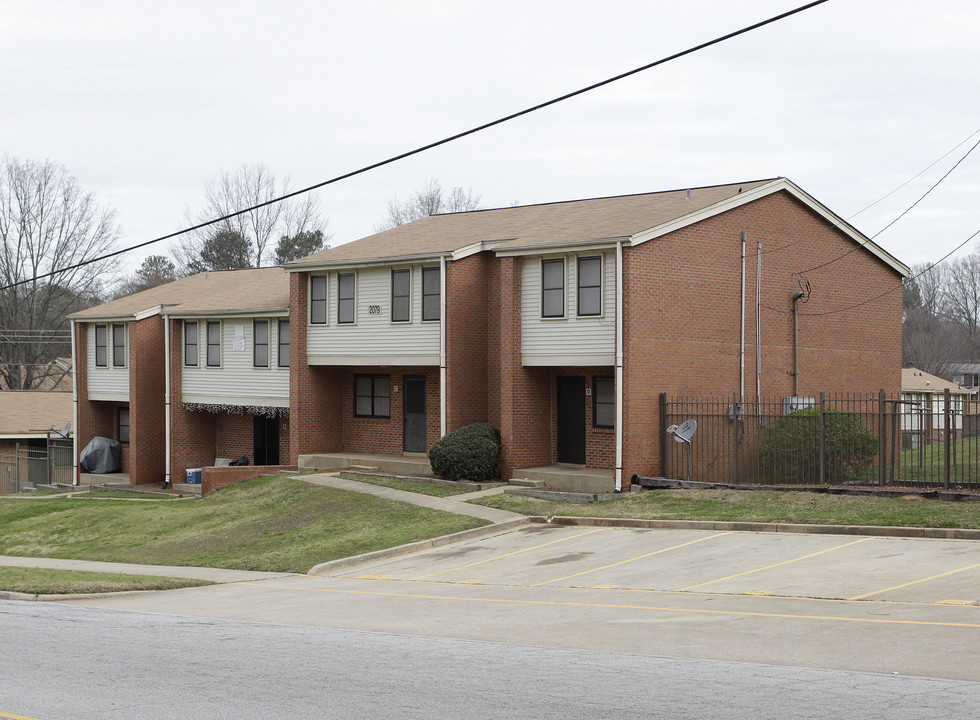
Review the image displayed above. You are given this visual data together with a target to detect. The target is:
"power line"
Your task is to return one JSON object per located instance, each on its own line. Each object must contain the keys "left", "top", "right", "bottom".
{"left": 0, "top": 0, "right": 832, "bottom": 293}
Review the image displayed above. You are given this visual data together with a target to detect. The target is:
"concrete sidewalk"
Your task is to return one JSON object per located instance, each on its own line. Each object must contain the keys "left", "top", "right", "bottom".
{"left": 299, "top": 472, "right": 525, "bottom": 524}
{"left": 0, "top": 555, "right": 295, "bottom": 583}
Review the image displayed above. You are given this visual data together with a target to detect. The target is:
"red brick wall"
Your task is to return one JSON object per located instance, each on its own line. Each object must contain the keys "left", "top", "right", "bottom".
{"left": 201, "top": 464, "right": 297, "bottom": 497}
{"left": 621, "top": 189, "right": 904, "bottom": 481}
{"left": 445, "top": 253, "right": 490, "bottom": 430}
{"left": 127, "top": 316, "right": 166, "bottom": 484}
{"left": 341, "top": 366, "right": 441, "bottom": 454}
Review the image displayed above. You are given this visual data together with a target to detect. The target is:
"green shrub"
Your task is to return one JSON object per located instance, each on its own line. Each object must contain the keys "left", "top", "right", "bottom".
{"left": 428, "top": 423, "right": 501, "bottom": 482}
{"left": 758, "top": 408, "right": 878, "bottom": 484}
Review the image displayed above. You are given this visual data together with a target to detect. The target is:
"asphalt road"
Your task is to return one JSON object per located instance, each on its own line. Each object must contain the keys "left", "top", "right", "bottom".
{"left": 2, "top": 601, "right": 979, "bottom": 720}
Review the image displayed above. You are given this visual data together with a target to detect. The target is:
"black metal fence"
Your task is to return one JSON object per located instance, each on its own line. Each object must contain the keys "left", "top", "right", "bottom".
{"left": 0, "top": 437, "right": 74, "bottom": 494}
{"left": 661, "top": 390, "right": 980, "bottom": 491}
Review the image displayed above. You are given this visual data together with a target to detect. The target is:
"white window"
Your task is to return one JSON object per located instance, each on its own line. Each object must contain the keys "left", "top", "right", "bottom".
{"left": 278, "top": 319, "right": 290, "bottom": 368}
{"left": 577, "top": 256, "right": 602, "bottom": 317}
{"left": 422, "top": 267, "right": 440, "bottom": 321}
{"left": 392, "top": 268, "right": 411, "bottom": 323}
{"left": 541, "top": 258, "right": 565, "bottom": 318}
{"left": 338, "top": 273, "right": 355, "bottom": 324}
{"left": 206, "top": 321, "right": 221, "bottom": 367}
{"left": 310, "top": 275, "right": 327, "bottom": 324}
{"left": 111, "top": 324, "right": 127, "bottom": 367}
{"left": 184, "top": 321, "right": 198, "bottom": 366}
{"left": 253, "top": 320, "right": 269, "bottom": 368}
{"left": 94, "top": 324, "right": 108, "bottom": 367}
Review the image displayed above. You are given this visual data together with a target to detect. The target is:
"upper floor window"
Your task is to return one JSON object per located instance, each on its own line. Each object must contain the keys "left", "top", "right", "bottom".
{"left": 310, "top": 275, "right": 327, "bottom": 324}
{"left": 94, "top": 324, "right": 108, "bottom": 367}
{"left": 577, "top": 256, "right": 602, "bottom": 316}
{"left": 391, "top": 268, "right": 411, "bottom": 323}
{"left": 422, "top": 266, "right": 440, "bottom": 321}
{"left": 206, "top": 321, "right": 221, "bottom": 367}
{"left": 354, "top": 374, "right": 390, "bottom": 418}
{"left": 112, "top": 324, "right": 126, "bottom": 367}
{"left": 278, "top": 319, "right": 290, "bottom": 367}
{"left": 184, "top": 321, "right": 198, "bottom": 366}
{"left": 593, "top": 376, "right": 614, "bottom": 428}
{"left": 338, "top": 272, "right": 355, "bottom": 324}
{"left": 253, "top": 319, "right": 269, "bottom": 368}
{"left": 541, "top": 258, "right": 565, "bottom": 318}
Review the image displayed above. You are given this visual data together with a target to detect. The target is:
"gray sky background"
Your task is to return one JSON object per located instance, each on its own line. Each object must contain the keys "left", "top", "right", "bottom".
{"left": 3, "top": 0, "right": 978, "bottom": 281}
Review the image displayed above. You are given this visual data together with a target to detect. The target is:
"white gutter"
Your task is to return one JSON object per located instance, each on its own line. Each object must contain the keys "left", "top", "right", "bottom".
{"left": 615, "top": 240, "right": 624, "bottom": 492}
{"left": 439, "top": 256, "right": 447, "bottom": 437}
{"left": 739, "top": 231, "right": 747, "bottom": 406}
{"left": 164, "top": 313, "right": 172, "bottom": 487}
{"left": 70, "top": 320, "right": 79, "bottom": 486}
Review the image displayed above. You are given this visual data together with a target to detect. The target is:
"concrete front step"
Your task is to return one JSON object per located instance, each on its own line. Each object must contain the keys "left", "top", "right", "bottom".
{"left": 298, "top": 453, "right": 433, "bottom": 478}
{"left": 511, "top": 465, "right": 616, "bottom": 494}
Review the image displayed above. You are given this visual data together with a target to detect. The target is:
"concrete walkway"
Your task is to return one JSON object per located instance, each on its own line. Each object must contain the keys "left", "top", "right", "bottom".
{"left": 0, "top": 555, "right": 294, "bottom": 583}
{"left": 299, "top": 472, "right": 525, "bottom": 524}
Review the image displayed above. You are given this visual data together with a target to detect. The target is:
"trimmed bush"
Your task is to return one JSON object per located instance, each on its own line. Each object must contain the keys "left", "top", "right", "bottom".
{"left": 758, "top": 408, "right": 878, "bottom": 484}
{"left": 428, "top": 423, "right": 501, "bottom": 482}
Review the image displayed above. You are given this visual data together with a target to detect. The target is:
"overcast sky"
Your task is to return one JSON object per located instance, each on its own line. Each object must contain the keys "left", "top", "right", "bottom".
{"left": 3, "top": 0, "right": 978, "bottom": 280}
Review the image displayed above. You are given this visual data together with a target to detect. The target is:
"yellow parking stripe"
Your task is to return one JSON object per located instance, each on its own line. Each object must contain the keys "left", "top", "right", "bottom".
{"left": 0, "top": 711, "right": 46, "bottom": 720}
{"left": 676, "top": 537, "right": 876, "bottom": 591}
{"left": 532, "top": 532, "right": 734, "bottom": 586}
{"left": 239, "top": 581, "right": 980, "bottom": 629}
{"left": 411, "top": 528, "right": 607, "bottom": 580}
{"left": 848, "top": 561, "right": 980, "bottom": 600}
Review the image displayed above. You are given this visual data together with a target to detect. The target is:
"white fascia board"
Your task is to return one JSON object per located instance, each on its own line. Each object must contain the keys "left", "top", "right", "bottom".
{"left": 451, "top": 240, "right": 508, "bottom": 261}
{"left": 495, "top": 238, "right": 626, "bottom": 258}
{"left": 87, "top": 392, "right": 130, "bottom": 402}
{"left": 307, "top": 354, "right": 440, "bottom": 367}
{"left": 169, "top": 308, "right": 289, "bottom": 319}
{"left": 72, "top": 313, "right": 138, "bottom": 323}
{"left": 285, "top": 252, "right": 452, "bottom": 273}
{"left": 181, "top": 394, "right": 289, "bottom": 408}
{"left": 0, "top": 433, "right": 50, "bottom": 440}
{"left": 628, "top": 178, "right": 910, "bottom": 277}
{"left": 523, "top": 353, "right": 615, "bottom": 367}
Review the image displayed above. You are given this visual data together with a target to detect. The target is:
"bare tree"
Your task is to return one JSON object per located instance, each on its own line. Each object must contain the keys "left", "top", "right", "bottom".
{"left": 943, "top": 253, "right": 980, "bottom": 336}
{"left": 374, "top": 178, "right": 482, "bottom": 232}
{"left": 0, "top": 157, "right": 118, "bottom": 389}
{"left": 178, "top": 163, "right": 327, "bottom": 272}
{"left": 113, "top": 255, "right": 178, "bottom": 298}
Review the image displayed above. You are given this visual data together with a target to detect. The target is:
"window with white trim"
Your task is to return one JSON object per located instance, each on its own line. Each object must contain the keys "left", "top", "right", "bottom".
{"left": 354, "top": 374, "right": 390, "bottom": 418}
{"left": 577, "top": 256, "right": 602, "bottom": 316}
{"left": 541, "top": 258, "right": 565, "bottom": 318}
{"left": 206, "top": 321, "right": 221, "bottom": 367}
{"left": 184, "top": 321, "right": 198, "bottom": 366}
{"left": 422, "top": 266, "right": 440, "bottom": 321}
{"left": 94, "top": 324, "right": 108, "bottom": 367}
{"left": 278, "top": 319, "right": 290, "bottom": 367}
{"left": 391, "top": 268, "right": 410, "bottom": 322}
{"left": 310, "top": 275, "right": 327, "bottom": 324}
{"left": 111, "top": 324, "right": 126, "bottom": 367}
{"left": 338, "top": 273, "right": 355, "bottom": 324}
{"left": 253, "top": 319, "right": 269, "bottom": 367}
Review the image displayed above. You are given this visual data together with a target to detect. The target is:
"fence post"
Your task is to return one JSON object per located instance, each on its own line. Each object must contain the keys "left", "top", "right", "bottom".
{"left": 944, "top": 387, "right": 951, "bottom": 490}
{"left": 733, "top": 393, "right": 740, "bottom": 485}
{"left": 15, "top": 442, "right": 21, "bottom": 494}
{"left": 878, "top": 389, "right": 886, "bottom": 487}
{"left": 659, "top": 393, "right": 668, "bottom": 478}
{"left": 818, "top": 392, "right": 826, "bottom": 485}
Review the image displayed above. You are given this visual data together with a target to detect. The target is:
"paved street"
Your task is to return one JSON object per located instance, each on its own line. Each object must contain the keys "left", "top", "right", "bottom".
{"left": 2, "top": 601, "right": 979, "bottom": 720}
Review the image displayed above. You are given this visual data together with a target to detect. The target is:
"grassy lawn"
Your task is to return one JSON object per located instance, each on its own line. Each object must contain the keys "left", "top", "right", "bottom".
{"left": 474, "top": 488, "right": 980, "bottom": 529}
{"left": 0, "top": 567, "right": 213, "bottom": 595}
{"left": 339, "top": 472, "right": 474, "bottom": 496}
{"left": 0, "top": 475, "right": 487, "bottom": 574}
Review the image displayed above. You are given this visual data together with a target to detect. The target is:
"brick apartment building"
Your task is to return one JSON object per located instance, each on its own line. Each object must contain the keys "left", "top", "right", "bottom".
{"left": 70, "top": 178, "right": 908, "bottom": 492}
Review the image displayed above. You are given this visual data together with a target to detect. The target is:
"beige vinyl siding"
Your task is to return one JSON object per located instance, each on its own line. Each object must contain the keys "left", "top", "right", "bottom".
{"left": 307, "top": 266, "right": 440, "bottom": 365}
{"left": 86, "top": 322, "right": 129, "bottom": 400}
{"left": 521, "top": 253, "right": 615, "bottom": 366}
{"left": 181, "top": 317, "right": 289, "bottom": 407}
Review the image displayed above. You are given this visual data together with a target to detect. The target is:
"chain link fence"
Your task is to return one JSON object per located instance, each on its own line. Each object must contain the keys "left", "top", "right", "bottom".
{"left": 0, "top": 437, "right": 74, "bottom": 494}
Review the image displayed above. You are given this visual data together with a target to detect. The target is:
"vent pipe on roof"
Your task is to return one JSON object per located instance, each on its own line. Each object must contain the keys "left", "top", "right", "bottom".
{"left": 685, "top": 189, "right": 691, "bottom": 200}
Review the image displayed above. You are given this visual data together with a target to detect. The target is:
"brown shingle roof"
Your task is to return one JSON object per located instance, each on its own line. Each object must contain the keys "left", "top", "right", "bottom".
{"left": 0, "top": 391, "right": 73, "bottom": 437}
{"left": 286, "top": 179, "right": 778, "bottom": 267}
{"left": 902, "top": 368, "right": 973, "bottom": 395}
{"left": 68, "top": 267, "right": 290, "bottom": 320}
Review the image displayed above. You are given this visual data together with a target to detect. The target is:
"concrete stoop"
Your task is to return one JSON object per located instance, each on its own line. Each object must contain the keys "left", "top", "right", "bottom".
{"left": 299, "top": 453, "right": 434, "bottom": 478}
{"left": 510, "top": 465, "right": 616, "bottom": 494}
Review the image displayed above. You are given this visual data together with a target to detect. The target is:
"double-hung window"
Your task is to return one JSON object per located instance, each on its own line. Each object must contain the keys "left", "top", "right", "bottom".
{"left": 421, "top": 267, "right": 440, "bottom": 321}
{"left": 278, "top": 319, "right": 290, "bottom": 367}
{"left": 253, "top": 320, "right": 269, "bottom": 367}
{"left": 94, "top": 325, "right": 108, "bottom": 367}
{"left": 391, "top": 269, "right": 411, "bottom": 322}
{"left": 354, "top": 374, "right": 390, "bottom": 418}
{"left": 118, "top": 407, "right": 130, "bottom": 443}
{"left": 577, "top": 256, "right": 602, "bottom": 316}
{"left": 184, "top": 321, "right": 198, "bottom": 366}
{"left": 206, "top": 321, "right": 221, "bottom": 367}
{"left": 593, "top": 377, "right": 614, "bottom": 428}
{"left": 112, "top": 324, "right": 126, "bottom": 367}
{"left": 310, "top": 275, "right": 327, "bottom": 324}
{"left": 541, "top": 258, "right": 565, "bottom": 318}
{"left": 338, "top": 273, "right": 355, "bottom": 324}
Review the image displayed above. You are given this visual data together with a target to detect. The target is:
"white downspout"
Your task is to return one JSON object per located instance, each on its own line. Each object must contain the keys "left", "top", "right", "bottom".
{"left": 615, "top": 241, "right": 624, "bottom": 492}
{"left": 164, "top": 314, "right": 172, "bottom": 487}
{"left": 70, "top": 320, "right": 79, "bottom": 486}
{"left": 439, "top": 256, "right": 447, "bottom": 438}
{"left": 755, "top": 241, "right": 762, "bottom": 413}
{"left": 739, "top": 231, "right": 747, "bottom": 407}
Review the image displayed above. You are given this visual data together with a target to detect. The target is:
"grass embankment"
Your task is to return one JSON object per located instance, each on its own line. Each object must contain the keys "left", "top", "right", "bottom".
{"left": 0, "top": 475, "right": 487, "bottom": 574}
{"left": 474, "top": 488, "right": 980, "bottom": 528}
{"left": 0, "top": 567, "right": 212, "bottom": 595}
{"left": 338, "top": 472, "right": 474, "bottom": 497}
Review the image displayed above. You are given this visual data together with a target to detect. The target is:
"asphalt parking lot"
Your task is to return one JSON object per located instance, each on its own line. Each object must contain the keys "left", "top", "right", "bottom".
{"left": 66, "top": 524, "right": 980, "bottom": 680}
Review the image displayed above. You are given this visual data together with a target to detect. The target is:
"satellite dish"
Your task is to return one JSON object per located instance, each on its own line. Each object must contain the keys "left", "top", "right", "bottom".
{"left": 59, "top": 422, "right": 72, "bottom": 438}
{"left": 669, "top": 419, "right": 697, "bottom": 445}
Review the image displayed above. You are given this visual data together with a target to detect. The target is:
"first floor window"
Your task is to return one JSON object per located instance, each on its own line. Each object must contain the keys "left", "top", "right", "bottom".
{"left": 184, "top": 321, "right": 198, "bottom": 366}
{"left": 94, "top": 324, "right": 108, "bottom": 367}
{"left": 391, "top": 268, "right": 410, "bottom": 322}
{"left": 593, "top": 376, "right": 614, "bottom": 428}
{"left": 354, "top": 374, "right": 390, "bottom": 418}
{"left": 112, "top": 324, "right": 126, "bottom": 366}
{"left": 422, "top": 266, "right": 440, "bottom": 321}
{"left": 118, "top": 407, "right": 130, "bottom": 443}
{"left": 542, "top": 258, "right": 565, "bottom": 318}
{"left": 253, "top": 320, "right": 269, "bottom": 367}
{"left": 310, "top": 275, "right": 327, "bottom": 324}
{"left": 278, "top": 319, "right": 290, "bottom": 367}
{"left": 206, "top": 321, "right": 221, "bottom": 366}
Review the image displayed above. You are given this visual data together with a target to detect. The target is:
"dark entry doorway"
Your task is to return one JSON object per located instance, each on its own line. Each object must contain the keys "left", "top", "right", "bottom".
{"left": 403, "top": 375, "right": 427, "bottom": 453}
{"left": 556, "top": 376, "right": 586, "bottom": 464}
{"left": 253, "top": 416, "right": 280, "bottom": 466}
